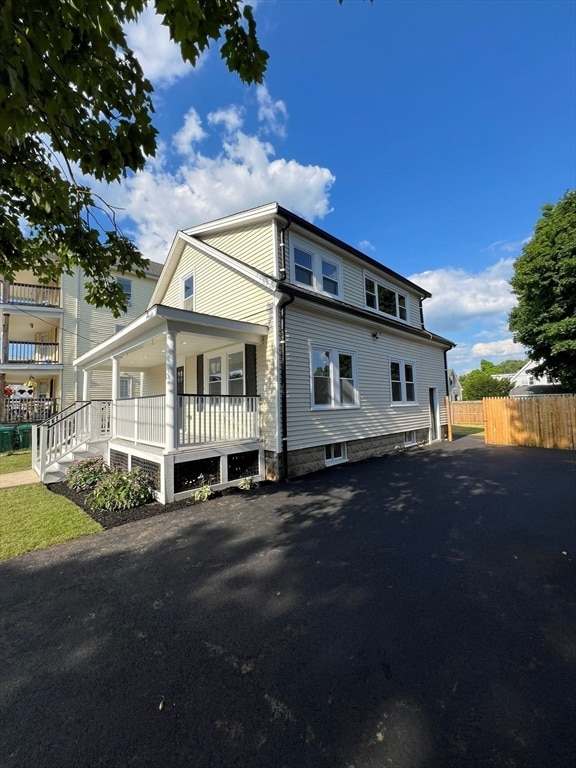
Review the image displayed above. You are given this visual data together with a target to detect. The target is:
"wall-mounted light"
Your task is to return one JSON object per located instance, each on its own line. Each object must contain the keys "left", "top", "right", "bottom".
{"left": 372, "top": 331, "right": 381, "bottom": 340}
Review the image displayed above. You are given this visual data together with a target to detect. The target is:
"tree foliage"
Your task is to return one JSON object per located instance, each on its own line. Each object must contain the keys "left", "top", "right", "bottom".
{"left": 0, "top": 0, "right": 269, "bottom": 315}
{"left": 509, "top": 190, "right": 576, "bottom": 391}
{"left": 479, "top": 358, "right": 525, "bottom": 375}
{"left": 461, "top": 370, "right": 513, "bottom": 401}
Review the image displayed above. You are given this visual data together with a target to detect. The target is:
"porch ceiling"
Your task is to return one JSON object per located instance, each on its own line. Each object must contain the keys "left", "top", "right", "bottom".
{"left": 74, "top": 304, "right": 268, "bottom": 371}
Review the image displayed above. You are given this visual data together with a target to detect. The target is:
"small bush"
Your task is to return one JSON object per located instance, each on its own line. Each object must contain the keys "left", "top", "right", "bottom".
{"left": 193, "top": 484, "right": 213, "bottom": 502}
{"left": 87, "top": 467, "right": 154, "bottom": 513}
{"left": 68, "top": 456, "right": 111, "bottom": 491}
{"left": 238, "top": 476, "right": 258, "bottom": 491}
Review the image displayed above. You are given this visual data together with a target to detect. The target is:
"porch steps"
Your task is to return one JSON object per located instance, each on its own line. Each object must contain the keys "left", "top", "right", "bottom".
{"left": 42, "top": 443, "right": 105, "bottom": 485}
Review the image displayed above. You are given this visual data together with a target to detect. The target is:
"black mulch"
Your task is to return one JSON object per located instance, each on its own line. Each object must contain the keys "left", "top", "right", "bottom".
{"left": 46, "top": 481, "right": 259, "bottom": 530}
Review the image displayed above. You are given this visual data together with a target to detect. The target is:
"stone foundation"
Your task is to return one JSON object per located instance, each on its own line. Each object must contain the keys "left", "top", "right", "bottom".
{"left": 265, "top": 428, "right": 438, "bottom": 480}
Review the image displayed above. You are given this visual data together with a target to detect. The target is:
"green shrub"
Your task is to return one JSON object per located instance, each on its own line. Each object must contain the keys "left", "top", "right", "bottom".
{"left": 238, "top": 476, "right": 258, "bottom": 491}
{"left": 68, "top": 456, "right": 111, "bottom": 491}
{"left": 193, "top": 484, "right": 213, "bottom": 502}
{"left": 86, "top": 467, "right": 154, "bottom": 512}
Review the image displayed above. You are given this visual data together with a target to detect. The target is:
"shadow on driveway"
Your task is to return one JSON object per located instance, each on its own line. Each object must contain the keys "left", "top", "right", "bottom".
{"left": 1, "top": 437, "right": 575, "bottom": 767}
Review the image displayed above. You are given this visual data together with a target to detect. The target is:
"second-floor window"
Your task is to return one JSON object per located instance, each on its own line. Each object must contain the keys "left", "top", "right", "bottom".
{"left": 116, "top": 278, "right": 132, "bottom": 308}
{"left": 365, "top": 276, "right": 407, "bottom": 321}
{"left": 292, "top": 240, "right": 342, "bottom": 298}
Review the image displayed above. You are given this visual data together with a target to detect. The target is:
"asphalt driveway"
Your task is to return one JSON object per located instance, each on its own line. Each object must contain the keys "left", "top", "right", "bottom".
{"left": 1, "top": 436, "right": 575, "bottom": 768}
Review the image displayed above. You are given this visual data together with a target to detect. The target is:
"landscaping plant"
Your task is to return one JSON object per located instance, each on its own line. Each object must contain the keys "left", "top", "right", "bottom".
{"left": 67, "top": 456, "right": 111, "bottom": 491}
{"left": 86, "top": 467, "right": 154, "bottom": 513}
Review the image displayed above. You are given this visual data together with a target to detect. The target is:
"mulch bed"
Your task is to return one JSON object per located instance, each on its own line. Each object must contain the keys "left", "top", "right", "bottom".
{"left": 46, "top": 481, "right": 229, "bottom": 530}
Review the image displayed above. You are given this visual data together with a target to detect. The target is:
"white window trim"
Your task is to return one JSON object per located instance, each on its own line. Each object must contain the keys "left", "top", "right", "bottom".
{"left": 310, "top": 344, "right": 359, "bottom": 410}
{"left": 182, "top": 271, "right": 195, "bottom": 311}
{"left": 291, "top": 236, "right": 343, "bottom": 299}
{"left": 404, "top": 430, "right": 417, "bottom": 446}
{"left": 364, "top": 271, "right": 408, "bottom": 323}
{"left": 116, "top": 277, "right": 132, "bottom": 308}
{"left": 204, "top": 344, "right": 245, "bottom": 396}
{"left": 325, "top": 442, "right": 348, "bottom": 466}
{"left": 390, "top": 358, "right": 418, "bottom": 406}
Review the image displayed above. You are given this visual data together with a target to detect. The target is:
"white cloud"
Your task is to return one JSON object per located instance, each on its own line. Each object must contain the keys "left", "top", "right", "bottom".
{"left": 472, "top": 339, "right": 526, "bottom": 358}
{"left": 208, "top": 106, "right": 245, "bottom": 133}
{"left": 173, "top": 108, "right": 206, "bottom": 157}
{"left": 92, "top": 95, "right": 335, "bottom": 262}
{"left": 411, "top": 258, "right": 516, "bottom": 335}
{"left": 124, "top": 4, "right": 201, "bottom": 87}
{"left": 256, "top": 85, "right": 288, "bottom": 137}
{"left": 482, "top": 237, "right": 531, "bottom": 254}
{"left": 359, "top": 239, "right": 375, "bottom": 253}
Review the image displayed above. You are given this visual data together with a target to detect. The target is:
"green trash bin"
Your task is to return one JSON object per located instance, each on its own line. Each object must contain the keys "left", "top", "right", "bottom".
{"left": 16, "top": 423, "right": 32, "bottom": 449}
{"left": 0, "top": 425, "right": 16, "bottom": 452}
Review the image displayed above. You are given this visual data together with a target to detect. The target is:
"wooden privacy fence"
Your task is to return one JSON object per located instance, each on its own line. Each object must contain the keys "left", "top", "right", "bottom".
{"left": 451, "top": 400, "right": 484, "bottom": 425}
{"left": 484, "top": 395, "right": 576, "bottom": 450}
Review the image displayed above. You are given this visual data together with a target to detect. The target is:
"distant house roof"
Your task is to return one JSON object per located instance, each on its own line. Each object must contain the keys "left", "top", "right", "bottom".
{"left": 145, "top": 260, "right": 164, "bottom": 278}
{"left": 510, "top": 384, "right": 566, "bottom": 397}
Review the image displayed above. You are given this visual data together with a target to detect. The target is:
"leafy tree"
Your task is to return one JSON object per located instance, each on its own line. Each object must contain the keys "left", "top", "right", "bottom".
{"left": 0, "top": 0, "right": 269, "bottom": 315}
{"left": 479, "top": 359, "right": 497, "bottom": 374}
{"left": 493, "top": 359, "right": 526, "bottom": 374}
{"left": 509, "top": 190, "right": 576, "bottom": 391}
{"left": 462, "top": 370, "right": 512, "bottom": 401}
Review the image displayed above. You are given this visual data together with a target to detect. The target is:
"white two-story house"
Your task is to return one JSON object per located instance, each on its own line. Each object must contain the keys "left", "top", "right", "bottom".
{"left": 34, "top": 203, "right": 454, "bottom": 501}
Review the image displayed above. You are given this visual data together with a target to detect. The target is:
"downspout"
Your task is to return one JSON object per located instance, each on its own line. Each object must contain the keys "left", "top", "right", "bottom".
{"left": 279, "top": 292, "right": 294, "bottom": 481}
{"left": 278, "top": 216, "right": 292, "bottom": 480}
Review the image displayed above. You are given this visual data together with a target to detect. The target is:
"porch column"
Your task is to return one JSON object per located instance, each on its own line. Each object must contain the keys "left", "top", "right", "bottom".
{"left": 111, "top": 357, "right": 119, "bottom": 401}
{"left": 82, "top": 369, "right": 90, "bottom": 401}
{"left": 165, "top": 330, "right": 177, "bottom": 452}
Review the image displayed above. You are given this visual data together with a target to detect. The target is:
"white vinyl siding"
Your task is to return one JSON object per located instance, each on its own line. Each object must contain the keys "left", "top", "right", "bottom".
{"left": 58, "top": 268, "right": 157, "bottom": 406}
{"left": 160, "top": 243, "right": 271, "bottom": 327}
{"left": 200, "top": 221, "right": 276, "bottom": 274}
{"left": 284, "top": 304, "right": 447, "bottom": 451}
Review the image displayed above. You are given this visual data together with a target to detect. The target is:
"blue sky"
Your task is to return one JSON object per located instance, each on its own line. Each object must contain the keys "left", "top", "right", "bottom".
{"left": 101, "top": 0, "right": 575, "bottom": 373}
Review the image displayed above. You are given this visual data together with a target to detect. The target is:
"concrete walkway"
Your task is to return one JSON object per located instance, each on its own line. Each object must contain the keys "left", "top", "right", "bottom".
{"left": 0, "top": 468, "right": 39, "bottom": 489}
{"left": 1, "top": 436, "right": 575, "bottom": 768}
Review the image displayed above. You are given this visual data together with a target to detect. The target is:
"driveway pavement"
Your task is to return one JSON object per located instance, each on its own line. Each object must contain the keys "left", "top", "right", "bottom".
{"left": 1, "top": 436, "right": 575, "bottom": 768}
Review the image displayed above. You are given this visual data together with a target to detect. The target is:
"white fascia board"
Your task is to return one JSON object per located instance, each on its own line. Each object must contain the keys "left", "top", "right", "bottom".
{"left": 177, "top": 231, "right": 277, "bottom": 292}
{"left": 182, "top": 202, "right": 279, "bottom": 237}
{"left": 148, "top": 235, "right": 185, "bottom": 307}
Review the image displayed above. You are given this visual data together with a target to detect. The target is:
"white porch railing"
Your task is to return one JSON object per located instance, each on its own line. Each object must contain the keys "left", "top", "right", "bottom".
{"left": 180, "top": 394, "right": 260, "bottom": 446}
{"left": 115, "top": 395, "right": 166, "bottom": 447}
{"left": 113, "top": 394, "right": 260, "bottom": 448}
{"left": 32, "top": 400, "right": 112, "bottom": 479}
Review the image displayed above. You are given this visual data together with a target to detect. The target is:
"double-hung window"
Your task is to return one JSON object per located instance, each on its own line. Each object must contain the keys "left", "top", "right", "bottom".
{"left": 390, "top": 359, "right": 417, "bottom": 404}
{"left": 311, "top": 346, "right": 358, "bottom": 409}
{"left": 292, "top": 240, "right": 342, "bottom": 298}
{"left": 116, "top": 277, "right": 132, "bottom": 308}
{"left": 365, "top": 275, "right": 407, "bottom": 321}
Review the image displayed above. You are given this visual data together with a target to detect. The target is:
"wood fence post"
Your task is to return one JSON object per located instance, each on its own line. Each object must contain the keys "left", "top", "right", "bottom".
{"left": 445, "top": 396, "right": 453, "bottom": 441}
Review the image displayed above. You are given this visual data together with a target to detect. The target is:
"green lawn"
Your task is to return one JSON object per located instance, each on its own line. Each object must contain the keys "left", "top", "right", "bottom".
{"left": 452, "top": 424, "right": 485, "bottom": 437}
{"left": 0, "top": 484, "right": 101, "bottom": 561}
{"left": 0, "top": 449, "right": 32, "bottom": 474}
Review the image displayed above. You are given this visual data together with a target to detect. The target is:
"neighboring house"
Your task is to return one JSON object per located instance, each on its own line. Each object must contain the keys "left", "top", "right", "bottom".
{"left": 447, "top": 369, "right": 462, "bottom": 401}
{"left": 35, "top": 202, "right": 454, "bottom": 501}
{"left": 0, "top": 263, "right": 162, "bottom": 422}
{"left": 509, "top": 360, "right": 562, "bottom": 396}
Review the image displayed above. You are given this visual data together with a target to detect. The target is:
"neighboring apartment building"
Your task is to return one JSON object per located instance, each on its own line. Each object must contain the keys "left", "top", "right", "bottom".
{"left": 0, "top": 262, "right": 162, "bottom": 421}
{"left": 59, "top": 203, "right": 454, "bottom": 502}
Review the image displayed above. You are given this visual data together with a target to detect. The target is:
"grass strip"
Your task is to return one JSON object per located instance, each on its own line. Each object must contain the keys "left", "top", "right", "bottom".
{"left": 0, "top": 484, "right": 101, "bottom": 561}
{"left": 0, "top": 450, "right": 32, "bottom": 474}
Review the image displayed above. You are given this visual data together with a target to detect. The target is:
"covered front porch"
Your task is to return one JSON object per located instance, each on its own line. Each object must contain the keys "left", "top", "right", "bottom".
{"left": 37, "top": 305, "right": 269, "bottom": 502}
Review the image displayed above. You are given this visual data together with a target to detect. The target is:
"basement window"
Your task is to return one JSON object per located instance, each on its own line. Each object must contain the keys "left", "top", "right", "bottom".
{"left": 325, "top": 442, "right": 347, "bottom": 466}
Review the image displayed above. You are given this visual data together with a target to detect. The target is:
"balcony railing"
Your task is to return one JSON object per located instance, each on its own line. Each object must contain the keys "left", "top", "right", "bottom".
{"left": 2, "top": 397, "right": 58, "bottom": 423}
{"left": 114, "top": 394, "right": 260, "bottom": 448}
{"left": 0, "top": 282, "right": 61, "bottom": 307}
{"left": 5, "top": 341, "right": 59, "bottom": 364}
